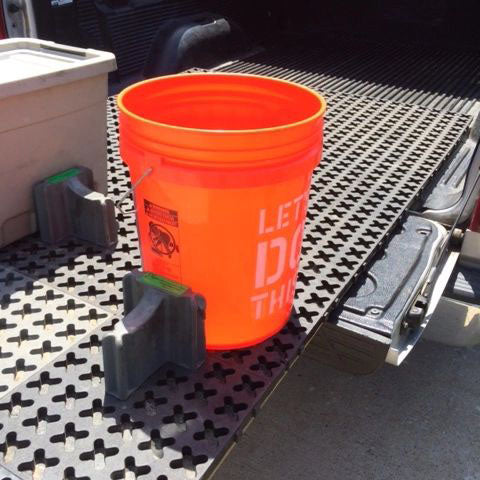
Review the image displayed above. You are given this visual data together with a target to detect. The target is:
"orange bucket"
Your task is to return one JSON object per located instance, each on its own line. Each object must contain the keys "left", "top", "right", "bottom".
{"left": 118, "top": 73, "right": 326, "bottom": 349}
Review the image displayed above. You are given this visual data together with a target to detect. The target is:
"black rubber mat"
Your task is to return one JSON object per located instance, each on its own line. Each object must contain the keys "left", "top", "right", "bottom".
{"left": 216, "top": 39, "right": 480, "bottom": 114}
{"left": 0, "top": 90, "right": 470, "bottom": 479}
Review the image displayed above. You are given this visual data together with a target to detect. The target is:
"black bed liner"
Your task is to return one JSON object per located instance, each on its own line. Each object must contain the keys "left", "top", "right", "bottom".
{"left": 0, "top": 39, "right": 477, "bottom": 478}
{"left": 215, "top": 39, "right": 480, "bottom": 372}
{"left": 216, "top": 38, "right": 480, "bottom": 114}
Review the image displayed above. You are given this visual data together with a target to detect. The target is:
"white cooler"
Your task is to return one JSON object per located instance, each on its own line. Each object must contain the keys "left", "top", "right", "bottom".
{"left": 0, "top": 38, "right": 116, "bottom": 246}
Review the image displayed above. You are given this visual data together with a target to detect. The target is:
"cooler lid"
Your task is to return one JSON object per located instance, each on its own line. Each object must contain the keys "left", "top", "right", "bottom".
{"left": 0, "top": 38, "right": 116, "bottom": 99}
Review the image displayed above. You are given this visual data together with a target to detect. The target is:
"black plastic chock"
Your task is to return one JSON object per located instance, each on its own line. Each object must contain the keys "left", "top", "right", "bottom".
{"left": 34, "top": 166, "right": 117, "bottom": 247}
{"left": 102, "top": 271, "right": 207, "bottom": 400}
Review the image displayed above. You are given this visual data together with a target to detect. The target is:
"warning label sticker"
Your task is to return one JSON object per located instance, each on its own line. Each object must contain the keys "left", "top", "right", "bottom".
{"left": 144, "top": 200, "right": 178, "bottom": 227}
{"left": 144, "top": 199, "right": 181, "bottom": 280}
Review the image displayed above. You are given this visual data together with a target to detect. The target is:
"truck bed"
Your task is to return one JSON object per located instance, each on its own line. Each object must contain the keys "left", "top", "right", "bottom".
{"left": 0, "top": 38, "right": 477, "bottom": 479}
{"left": 217, "top": 38, "right": 480, "bottom": 114}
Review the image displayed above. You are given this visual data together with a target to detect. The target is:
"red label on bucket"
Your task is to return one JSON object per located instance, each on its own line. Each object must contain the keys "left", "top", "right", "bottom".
{"left": 144, "top": 199, "right": 181, "bottom": 280}
{"left": 144, "top": 200, "right": 178, "bottom": 227}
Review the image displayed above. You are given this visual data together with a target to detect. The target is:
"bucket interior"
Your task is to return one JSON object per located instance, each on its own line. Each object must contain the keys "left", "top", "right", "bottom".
{"left": 119, "top": 74, "right": 324, "bottom": 131}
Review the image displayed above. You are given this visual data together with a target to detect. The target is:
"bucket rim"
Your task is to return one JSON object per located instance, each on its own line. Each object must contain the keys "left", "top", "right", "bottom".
{"left": 117, "top": 72, "right": 327, "bottom": 135}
